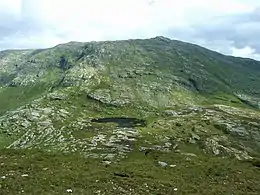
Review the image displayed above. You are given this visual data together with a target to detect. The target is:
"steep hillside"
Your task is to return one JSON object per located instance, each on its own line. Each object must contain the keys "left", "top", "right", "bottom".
{"left": 1, "top": 36, "right": 260, "bottom": 112}
{"left": 1, "top": 37, "right": 260, "bottom": 194}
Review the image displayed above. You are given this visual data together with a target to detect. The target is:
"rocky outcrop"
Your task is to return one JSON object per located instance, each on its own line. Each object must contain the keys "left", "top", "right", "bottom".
{"left": 1, "top": 37, "right": 260, "bottom": 163}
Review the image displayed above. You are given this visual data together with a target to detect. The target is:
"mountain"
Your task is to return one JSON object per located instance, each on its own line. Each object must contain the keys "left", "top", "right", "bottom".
{"left": 1, "top": 36, "right": 260, "bottom": 194}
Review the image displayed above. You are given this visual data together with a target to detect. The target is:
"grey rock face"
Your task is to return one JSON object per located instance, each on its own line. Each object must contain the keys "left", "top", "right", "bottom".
{"left": 158, "top": 161, "right": 168, "bottom": 167}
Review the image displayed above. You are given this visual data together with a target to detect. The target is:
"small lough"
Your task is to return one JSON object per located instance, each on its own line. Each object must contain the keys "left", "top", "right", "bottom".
{"left": 90, "top": 117, "right": 147, "bottom": 128}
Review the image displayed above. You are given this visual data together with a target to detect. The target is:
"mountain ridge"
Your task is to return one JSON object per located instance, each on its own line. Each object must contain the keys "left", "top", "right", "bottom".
{"left": 2, "top": 36, "right": 260, "bottom": 61}
{"left": 1, "top": 36, "right": 260, "bottom": 102}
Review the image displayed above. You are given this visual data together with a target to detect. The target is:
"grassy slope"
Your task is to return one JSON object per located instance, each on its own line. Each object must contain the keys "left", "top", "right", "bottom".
{"left": 1, "top": 88, "right": 260, "bottom": 194}
{"left": 1, "top": 148, "right": 260, "bottom": 195}
{"left": 0, "top": 84, "right": 48, "bottom": 115}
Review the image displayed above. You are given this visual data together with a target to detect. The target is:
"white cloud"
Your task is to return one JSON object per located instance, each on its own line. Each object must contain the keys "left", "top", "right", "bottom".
{"left": 0, "top": 0, "right": 21, "bottom": 15}
{"left": 232, "top": 46, "right": 260, "bottom": 60}
{"left": 0, "top": 0, "right": 260, "bottom": 60}
{"left": 23, "top": 0, "right": 255, "bottom": 34}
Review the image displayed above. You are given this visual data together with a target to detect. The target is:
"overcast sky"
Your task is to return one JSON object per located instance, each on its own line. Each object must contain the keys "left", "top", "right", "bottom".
{"left": 0, "top": 0, "right": 260, "bottom": 60}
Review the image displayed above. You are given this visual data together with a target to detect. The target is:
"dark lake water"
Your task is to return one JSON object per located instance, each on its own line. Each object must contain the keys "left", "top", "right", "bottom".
{"left": 91, "top": 117, "right": 147, "bottom": 128}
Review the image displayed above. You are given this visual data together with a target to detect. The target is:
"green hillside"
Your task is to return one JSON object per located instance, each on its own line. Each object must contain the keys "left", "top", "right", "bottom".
{"left": 0, "top": 37, "right": 260, "bottom": 194}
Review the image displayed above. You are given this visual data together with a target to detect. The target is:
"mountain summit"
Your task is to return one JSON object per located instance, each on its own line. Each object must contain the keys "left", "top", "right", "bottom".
{"left": 1, "top": 36, "right": 260, "bottom": 106}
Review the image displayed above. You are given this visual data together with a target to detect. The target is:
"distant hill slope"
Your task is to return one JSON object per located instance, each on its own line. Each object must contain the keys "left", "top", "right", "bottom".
{"left": 1, "top": 36, "right": 260, "bottom": 111}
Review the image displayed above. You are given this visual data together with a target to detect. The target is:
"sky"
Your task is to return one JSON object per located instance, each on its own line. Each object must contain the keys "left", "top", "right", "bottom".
{"left": 0, "top": 0, "right": 260, "bottom": 60}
